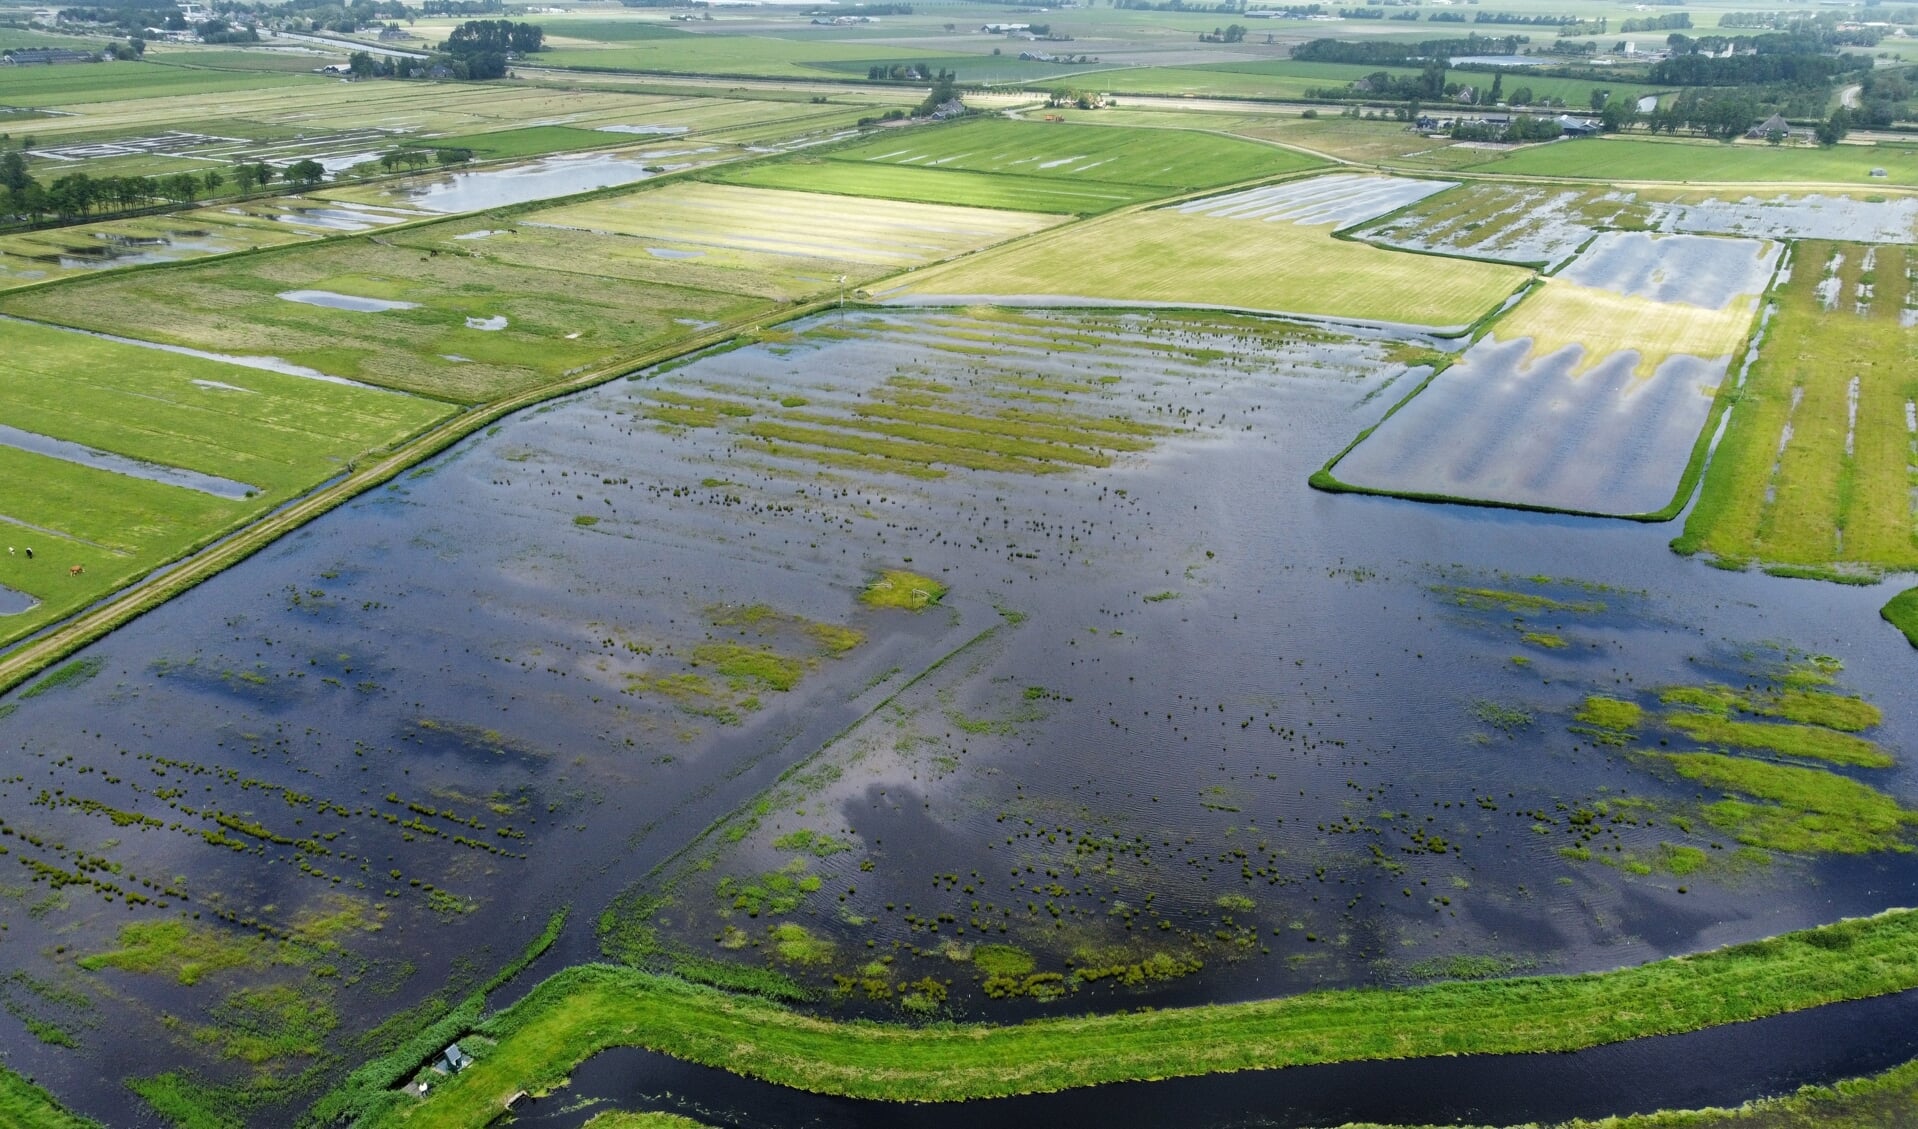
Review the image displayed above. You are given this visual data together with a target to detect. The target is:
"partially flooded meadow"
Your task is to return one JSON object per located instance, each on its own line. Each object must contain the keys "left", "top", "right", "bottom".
{"left": 3, "top": 305, "right": 1916, "bottom": 1124}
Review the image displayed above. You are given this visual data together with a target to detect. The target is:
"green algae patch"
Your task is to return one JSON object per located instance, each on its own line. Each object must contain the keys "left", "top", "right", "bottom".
{"left": 1519, "top": 631, "right": 1568, "bottom": 649}
{"left": 1667, "top": 753, "right": 1915, "bottom": 855}
{"left": 77, "top": 921, "right": 284, "bottom": 987}
{"left": 1665, "top": 712, "right": 1893, "bottom": 769}
{"left": 1885, "top": 587, "right": 1918, "bottom": 648}
{"left": 861, "top": 570, "right": 947, "bottom": 611}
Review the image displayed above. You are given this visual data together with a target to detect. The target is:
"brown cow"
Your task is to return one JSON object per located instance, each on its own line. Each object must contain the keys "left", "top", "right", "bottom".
{"left": 68, "top": 564, "right": 83, "bottom": 577}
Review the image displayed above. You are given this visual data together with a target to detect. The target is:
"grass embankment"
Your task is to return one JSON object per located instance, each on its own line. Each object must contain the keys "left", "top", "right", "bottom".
{"left": 890, "top": 208, "right": 1528, "bottom": 328}
{"left": 1885, "top": 588, "right": 1918, "bottom": 647}
{"left": 364, "top": 908, "right": 1918, "bottom": 1128}
{"left": 0, "top": 1065, "right": 101, "bottom": 1129}
{"left": 1676, "top": 241, "right": 1918, "bottom": 577}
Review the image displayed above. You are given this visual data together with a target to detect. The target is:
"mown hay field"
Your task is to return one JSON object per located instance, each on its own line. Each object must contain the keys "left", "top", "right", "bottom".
{"left": 713, "top": 160, "right": 1157, "bottom": 214}
{"left": 885, "top": 200, "right": 1527, "bottom": 328}
{"left": 527, "top": 182, "right": 1059, "bottom": 268}
{"left": 0, "top": 320, "right": 450, "bottom": 647}
{"left": 1678, "top": 240, "right": 1918, "bottom": 574}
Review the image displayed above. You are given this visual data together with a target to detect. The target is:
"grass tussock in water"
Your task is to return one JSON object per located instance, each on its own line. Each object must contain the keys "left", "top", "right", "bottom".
{"left": 1660, "top": 683, "right": 1882, "bottom": 732}
{"left": 356, "top": 908, "right": 1918, "bottom": 1126}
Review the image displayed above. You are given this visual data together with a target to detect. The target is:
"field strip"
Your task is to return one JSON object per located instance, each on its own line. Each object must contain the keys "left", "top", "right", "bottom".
{"left": 0, "top": 300, "right": 831, "bottom": 695}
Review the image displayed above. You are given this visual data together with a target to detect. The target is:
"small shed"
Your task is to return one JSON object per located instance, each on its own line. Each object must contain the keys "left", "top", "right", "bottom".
{"left": 435, "top": 1043, "right": 473, "bottom": 1073}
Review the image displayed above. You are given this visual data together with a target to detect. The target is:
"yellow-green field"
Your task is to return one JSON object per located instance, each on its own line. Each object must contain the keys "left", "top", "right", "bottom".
{"left": 1495, "top": 277, "right": 1762, "bottom": 379}
{"left": 1677, "top": 241, "right": 1918, "bottom": 576}
{"left": 528, "top": 183, "right": 1059, "bottom": 269}
{"left": 885, "top": 207, "right": 1528, "bottom": 328}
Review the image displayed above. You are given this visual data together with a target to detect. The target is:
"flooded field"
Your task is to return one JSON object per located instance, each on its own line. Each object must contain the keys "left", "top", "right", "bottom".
{"left": 2, "top": 307, "right": 1916, "bottom": 1126}
{"left": 1361, "top": 184, "right": 1918, "bottom": 270}
{"left": 1329, "top": 233, "right": 1780, "bottom": 515}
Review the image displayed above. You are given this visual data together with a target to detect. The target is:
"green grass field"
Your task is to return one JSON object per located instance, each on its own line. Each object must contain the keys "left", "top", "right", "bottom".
{"left": 1462, "top": 135, "right": 1918, "bottom": 187}
{"left": 1675, "top": 241, "right": 1918, "bottom": 575}
{"left": 1884, "top": 588, "right": 1918, "bottom": 647}
{"left": 0, "top": 59, "right": 317, "bottom": 107}
{"left": 1087, "top": 59, "right": 1660, "bottom": 111}
{"left": 818, "top": 117, "right": 1310, "bottom": 194}
{"left": 352, "top": 907, "right": 1918, "bottom": 1127}
{"left": 538, "top": 32, "right": 965, "bottom": 78}
{"left": 0, "top": 319, "right": 449, "bottom": 647}
{"left": 890, "top": 205, "right": 1527, "bottom": 328}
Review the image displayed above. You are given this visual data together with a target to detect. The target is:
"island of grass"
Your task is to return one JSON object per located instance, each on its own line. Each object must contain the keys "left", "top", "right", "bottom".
{"left": 1884, "top": 587, "right": 1918, "bottom": 648}
{"left": 860, "top": 570, "right": 947, "bottom": 611}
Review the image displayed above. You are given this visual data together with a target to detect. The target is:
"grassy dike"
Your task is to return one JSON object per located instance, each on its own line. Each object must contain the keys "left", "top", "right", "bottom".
{"left": 1884, "top": 587, "right": 1918, "bottom": 649}
{"left": 0, "top": 1067, "right": 101, "bottom": 1129}
{"left": 361, "top": 907, "right": 1918, "bottom": 1128}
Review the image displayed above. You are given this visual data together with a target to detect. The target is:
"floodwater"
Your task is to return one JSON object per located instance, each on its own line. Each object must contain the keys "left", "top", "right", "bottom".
{"left": 0, "top": 423, "right": 256, "bottom": 499}
{"left": 404, "top": 152, "right": 675, "bottom": 213}
{"left": 277, "top": 289, "right": 422, "bottom": 313}
{"left": 0, "top": 583, "right": 37, "bottom": 615}
{"left": 1, "top": 309, "right": 1916, "bottom": 1127}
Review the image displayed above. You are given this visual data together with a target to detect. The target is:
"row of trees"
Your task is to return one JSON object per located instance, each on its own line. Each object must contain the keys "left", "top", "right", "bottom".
{"left": 0, "top": 149, "right": 325, "bottom": 226}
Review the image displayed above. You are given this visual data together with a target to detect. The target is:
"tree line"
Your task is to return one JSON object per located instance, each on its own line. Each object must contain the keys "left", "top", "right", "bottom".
{"left": 0, "top": 150, "right": 327, "bottom": 225}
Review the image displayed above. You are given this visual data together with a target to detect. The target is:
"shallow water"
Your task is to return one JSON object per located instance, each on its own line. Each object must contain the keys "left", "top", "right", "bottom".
{"left": 405, "top": 152, "right": 669, "bottom": 213}
{"left": 0, "top": 309, "right": 1915, "bottom": 1127}
{"left": 0, "top": 422, "right": 256, "bottom": 499}
{"left": 277, "top": 289, "right": 421, "bottom": 313}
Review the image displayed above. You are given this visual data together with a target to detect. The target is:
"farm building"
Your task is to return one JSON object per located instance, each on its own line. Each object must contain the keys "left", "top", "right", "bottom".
{"left": 2, "top": 47, "right": 102, "bottom": 64}
{"left": 1748, "top": 112, "right": 1794, "bottom": 140}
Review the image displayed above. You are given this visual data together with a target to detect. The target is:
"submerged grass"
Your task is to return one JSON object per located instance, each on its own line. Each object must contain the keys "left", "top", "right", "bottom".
{"left": 1667, "top": 753, "right": 1914, "bottom": 855}
{"left": 366, "top": 908, "right": 1918, "bottom": 1127}
{"left": 0, "top": 1063, "right": 101, "bottom": 1129}
{"left": 861, "top": 570, "right": 947, "bottom": 612}
{"left": 1664, "top": 712, "right": 1893, "bottom": 769}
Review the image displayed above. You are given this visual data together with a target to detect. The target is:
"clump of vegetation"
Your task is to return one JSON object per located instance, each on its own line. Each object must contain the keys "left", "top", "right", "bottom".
{"left": 1665, "top": 711, "right": 1893, "bottom": 768}
{"left": 1404, "top": 952, "right": 1537, "bottom": 982}
{"left": 808, "top": 623, "right": 865, "bottom": 655}
{"left": 1662, "top": 682, "right": 1882, "bottom": 731}
{"left": 971, "top": 944, "right": 1035, "bottom": 978}
{"left": 1572, "top": 696, "right": 1642, "bottom": 742}
{"left": 691, "top": 642, "right": 807, "bottom": 692}
{"left": 861, "top": 570, "right": 947, "bottom": 611}
{"left": 772, "top": 829, "right": 852, "bottom": 858}
{"left": 769, "top": 923, "right": 835, "bottom": 966}
{"left": 717, "top": 860, "right": 821, "bottom": 917}
{"left": 572, "top": 514, "right": 599, "bottom": 527}
{"left": 1471, "top": 700, "right": 1533, "bottom": 733}
{"left": 1519, "top": 630, "right": 1567, "bottom": 649}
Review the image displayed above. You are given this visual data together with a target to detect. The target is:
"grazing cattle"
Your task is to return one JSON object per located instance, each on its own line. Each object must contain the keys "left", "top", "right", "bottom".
{"left": 68, "top": 564, "right": 83, "bottom": 577}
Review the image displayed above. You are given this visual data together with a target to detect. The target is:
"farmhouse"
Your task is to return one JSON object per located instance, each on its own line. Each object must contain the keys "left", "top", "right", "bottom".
{"left": 1748, "top": 112, "right": 1794, "bottom": 140}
